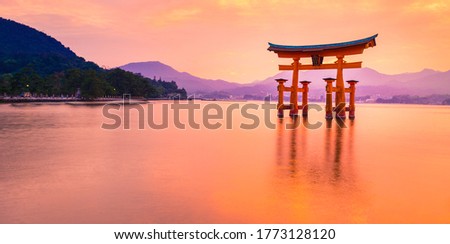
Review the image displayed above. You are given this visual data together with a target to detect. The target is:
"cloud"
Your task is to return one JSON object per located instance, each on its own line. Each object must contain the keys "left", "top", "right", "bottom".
{"left": 0, "top": 0, "right": 114, "bottom": 27}
{"left": 218, "top": 0, "right": 256, "bottom": 8}
{"left": 407, "top": 0, "right": 449, "bottom": 12}
{"left": 166, "top": 8, "right": 202, "bottom": 22}
{"left": 147, "top": 6, "right": 202, "bottom": 27}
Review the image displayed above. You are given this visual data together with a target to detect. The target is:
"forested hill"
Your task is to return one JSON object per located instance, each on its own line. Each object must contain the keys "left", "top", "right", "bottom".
{"left": 0, "top": 18, "right": 75, "bottom": 56}
{"left": 0, "top": 17, "right": 186, "bottom": 99}
{"left": 0, "top": 17, "right": 99, "bottom": 75}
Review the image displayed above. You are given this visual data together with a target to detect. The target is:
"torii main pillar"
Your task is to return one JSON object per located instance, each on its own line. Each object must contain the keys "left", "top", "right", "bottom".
{"left": 335, "top": 55, "right": 346, "bottom": 119}
{"left": 289, "top": 58, "right": 300, "bottom": 116}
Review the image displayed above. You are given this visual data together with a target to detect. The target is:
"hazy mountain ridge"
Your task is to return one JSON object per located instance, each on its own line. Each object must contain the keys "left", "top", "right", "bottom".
{"left": 120, "top": 61, "right": 450, "bottom": 99}
{"left": 120, "top": 61, "right": 241, "bottom": 93}
{"left": 250, "top": 68, "right": 450, "bottom": 97}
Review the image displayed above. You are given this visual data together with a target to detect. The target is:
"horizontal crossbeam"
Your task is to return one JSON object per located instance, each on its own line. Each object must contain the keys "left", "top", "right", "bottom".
{"left": 279, "top": 61, "right": 362, "bottom": 71}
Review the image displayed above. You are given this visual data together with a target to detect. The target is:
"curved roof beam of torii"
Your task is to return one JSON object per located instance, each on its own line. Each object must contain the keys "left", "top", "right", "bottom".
{"left": 268, "top": 34, "right": 378, "bottom": 58}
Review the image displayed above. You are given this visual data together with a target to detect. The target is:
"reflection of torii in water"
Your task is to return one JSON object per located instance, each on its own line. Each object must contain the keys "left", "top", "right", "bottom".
{"left": 325, "top": 119, "right": 355, "bottom": 183}
{"left": 268, "top": 34, "right": 377, "bottom": 119}
{"left": 275, "top": 117, "right": 304, "bottom": 177}
{"left": 275, "top": 118, "right": 355, "bottom": 183}
{"left": 273, "top": 119, "right": 366, "bottom": 222}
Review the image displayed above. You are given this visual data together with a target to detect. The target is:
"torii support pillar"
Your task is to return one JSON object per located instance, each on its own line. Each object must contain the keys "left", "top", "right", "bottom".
{"left": 276, "top": 78, "right": 287, "bottom": 118}
{"left": 346, "top": 80, "right": 359, "bottom": 119}
{"left": 300, "top": 81, "right": 311, "bottom": 117}
{"left": 323, "top": 78, "right": 336, "bottom": 120}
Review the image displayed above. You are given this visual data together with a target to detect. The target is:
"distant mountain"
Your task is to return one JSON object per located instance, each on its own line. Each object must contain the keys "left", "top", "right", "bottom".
{"left": 390, "top": 70, "right": 450, "bottom": 95}
{"left": 250, "top": 67, "right": 424, "bottom": 88}
{"left": 120, "top": 61, "right": 241, "bottom": 93}
{"left": 237, "top": 67, "right": 450, "bottom": 98}
{"left": 120, "top": 60, "right": 450, "bottom": 99}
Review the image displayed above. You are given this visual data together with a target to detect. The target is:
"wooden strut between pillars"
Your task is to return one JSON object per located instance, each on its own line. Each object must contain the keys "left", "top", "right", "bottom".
{"left": 275, "top": 77, "right": 360, "bottom": 120}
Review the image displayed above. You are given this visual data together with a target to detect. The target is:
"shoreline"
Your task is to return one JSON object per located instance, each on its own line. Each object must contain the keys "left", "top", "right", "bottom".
{"left": 0, "top": 97, "right": 127, "bottom": 104}
{"left": 1, "top": 97, "right": 449, "bottom": 106}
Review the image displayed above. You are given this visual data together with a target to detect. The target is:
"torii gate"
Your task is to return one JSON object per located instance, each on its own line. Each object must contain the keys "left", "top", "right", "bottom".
{"left": 268, "top": 34, "right": 377, "bottom": 119}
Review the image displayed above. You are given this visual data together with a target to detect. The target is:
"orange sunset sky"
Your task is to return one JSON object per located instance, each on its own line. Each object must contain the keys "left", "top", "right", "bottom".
{"left": 1, "top": 0, "right": 449, "bottom": 83}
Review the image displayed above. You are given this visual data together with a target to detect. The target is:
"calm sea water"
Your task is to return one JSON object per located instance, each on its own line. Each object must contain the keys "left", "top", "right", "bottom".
{"left": 0, "top": 101, "right": 449, "bottom": 223}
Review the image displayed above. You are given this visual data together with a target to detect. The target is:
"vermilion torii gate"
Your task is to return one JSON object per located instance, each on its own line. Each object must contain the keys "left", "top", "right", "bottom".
{"left": 268, "top": 34, "right": 377, "bottom": 119}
